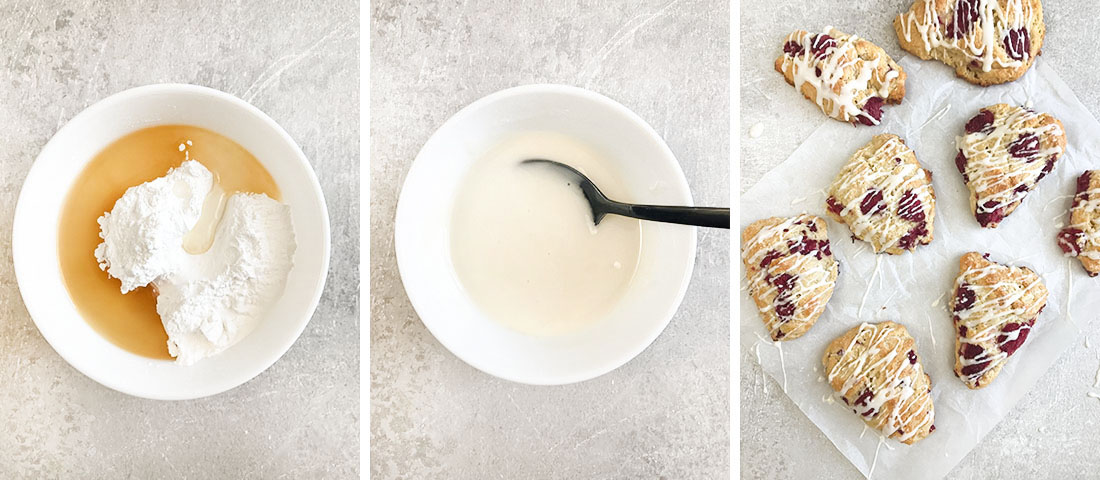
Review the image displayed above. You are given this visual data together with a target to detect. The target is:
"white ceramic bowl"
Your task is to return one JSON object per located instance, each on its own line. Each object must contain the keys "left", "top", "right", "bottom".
{"left": 395, "top": 85, "right": 696, "bottom": 385}
{"left": 11, "top": 84, "right": 330, "bottom": 400}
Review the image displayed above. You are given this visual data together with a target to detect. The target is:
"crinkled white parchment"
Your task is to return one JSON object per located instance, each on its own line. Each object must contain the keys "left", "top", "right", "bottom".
{"left": 740, "top": 56, "right": 1100, "bottom": 480}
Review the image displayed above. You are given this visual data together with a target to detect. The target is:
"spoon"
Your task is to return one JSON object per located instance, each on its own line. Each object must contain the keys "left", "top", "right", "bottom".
{"left": 522, "top": 159, "right": 730, "bottom": 229}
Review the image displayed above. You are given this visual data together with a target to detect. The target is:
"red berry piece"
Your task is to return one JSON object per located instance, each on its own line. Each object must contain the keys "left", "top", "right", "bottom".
{"left": 964, "top": 109, "right": 994, "bottom": 134}
{"left": 907, "top": 350, "right": 917, "bottom": 364}
{"left": 954, "top": 284, "right": 976, "bottom": 312}
{"left": 1008, "top": 133, "right": 1040, "bottom": 160}
{"left": 811, "top": 34, "right": 835, "bottom": 59}
{"left": 960, "top": 361, "right": 990, "bottom": 377}
{"left": 955, "top": 151, "right": 970, "bottom": 183}
{"left": 855, "top": 388, "right": 874, "bottom": 407}
{"left": 1057, "top": 228, "right": 1084, "bottom": 256}
{"left": 783, "top": 41, "right": 804, "bottom": 57}
{"left": 775, "top": 300, "right": 796, "bottom": 318}
{"left": 896, "top": 222, "right": 928, "bottom": 250}
{"left": 1078, "top": 171, "right": 1093, "bottom": 195}
{"left": 976, "top": 204, "right": 1005, "bottom": 227}
{"left": 760, "top": 249, "right": 783, "bottom": 268}
{"left": 860, "top": 188, "right": 885, "bottom": 215}
{"left": 996, "top": 319, "right": 1034, "bottom": 356}
{"left": 948, "top": 0, "right": 979, "bottom": 38}
{"left": 898, "top": 190, "right": 925, "bottom": 223}
{"left": 1003, "top": 28, "right": 1030, "bottom": 61}
{"left": 826, "top": 196, "right": 845, "bottom": 216}
{"left": 770, "top": 273, "right": 797, "bottom": 294}
{"left": 960, "top": 342, "right": 984, "bottom": 360}
{"left": 856, "top": 96, "right": 884, "bottom": 126}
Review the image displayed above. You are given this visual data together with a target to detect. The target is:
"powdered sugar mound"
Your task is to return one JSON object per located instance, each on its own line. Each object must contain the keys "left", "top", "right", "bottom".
{"left": 157, "top": 194, "right": 295, "bottom": 364}
{"left": 94, "top": 161, "right": 296, "bottom": 365}
{"left": 95, "top": 161, "right": 213, "bottom": 293}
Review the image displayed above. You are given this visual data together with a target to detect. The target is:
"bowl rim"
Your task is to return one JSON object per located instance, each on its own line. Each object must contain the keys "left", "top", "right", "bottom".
{"left": 11, "top": 83, "right": 331, "bottom": 400}
{"left": 394, "top": 83, "right": 697, "bottom": 385}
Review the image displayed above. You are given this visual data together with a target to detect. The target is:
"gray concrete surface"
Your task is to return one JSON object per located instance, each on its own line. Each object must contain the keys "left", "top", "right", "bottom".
{"left": 741, "top": 1, "right": 1100, "bottom": 478}
{"left": 370, "top": 0, "right": 729, "bottom": 478}
{"left": 0, "top": 1, "right": 359, "bottom": 477}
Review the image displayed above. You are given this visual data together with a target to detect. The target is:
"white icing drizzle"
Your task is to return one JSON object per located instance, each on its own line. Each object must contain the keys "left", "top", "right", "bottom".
{"left": 1066, "top": 265, "right": 1077, "bottom": 328}
{"left": 931, "top": 292, "right": 945, "bottom": 308}
{"left": 859, "top": 256, "right": 883, "bottom": 319}
{"left": 752, "top": 333, "right": 788, "bottom": 394}
{"left": 778, "top": 27, "right": 897, "bottom": 124}
{"left": 743, "top": 214, "right": 837, "bottom": 339}
{"left": 825, "top": 323, "right": 935, "bottom": 443}
{"left": 829, "top": 135, "right": 934, "bottom": 252}
{"left": 1093, "top": 362, "right": 1100, "bottom": 388}
{"left": 1088, "top": 392, "right": 1100, "bottom": 401}
{"left": 927, "top": 315, "right": 937, "bottom": 351}
{"left": 918, "top": 103, "right": 952, "bottom": 131}
{"left": 952, "top": 256, "right": 1046, "bottom": 385}
{"left": 776, "top": 340, "right": 788, "bottom": 393}
{"left": 957, "top": 105, "right": 1065, "bottom": 221}
{"left": 898, "top": 0, "right": 1032, "bottom": 72}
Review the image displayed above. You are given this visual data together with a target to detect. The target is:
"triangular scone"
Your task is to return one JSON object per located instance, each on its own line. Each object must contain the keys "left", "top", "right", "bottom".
{"left": 1057, "top": 170, "right": 1100, "bottom": 276}
{"left": 775, "top": 27, "right": 905, "bottom": 126}
{"left": 826, "top": 134, "right": 936, "bottom": 254}
{"left": 950, "top": 252, "right": 1048, "bottom": 389}
{"left": 823, "top": 322, "right": 935, "bottom": 445}
{"left": 955, "top": 104, "right": 1066, "bottom": 228}
{"left": 742, "top": 214, "right": 838, "bottom": 341}
{"left": 895, "top": 0, "right": 1045, "bottom": 86}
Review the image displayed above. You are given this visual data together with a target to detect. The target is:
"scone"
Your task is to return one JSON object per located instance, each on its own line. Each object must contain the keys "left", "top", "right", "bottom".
{"left": 1057, "top": 170, "right": 1100, "bottom": 276}
{"left": 955, "top": 104, "right": 1066, "bottom": 228}
{"left": 775, "top": 27, "right": 906, "bottom": 125}
{"left": 950, "top": 252, "right": 1048, "bottom": 389}
{"left": 742, "top": 214, "right": 838, "bottom": 341}
{"left": 822, "top": 322, "right": 935, "bottom": 445}
{"left": 895, "top": 0, "right": 1045, "bottom": 86}
{"left": 825, "top": 134, "right": 935, "bottom": 254}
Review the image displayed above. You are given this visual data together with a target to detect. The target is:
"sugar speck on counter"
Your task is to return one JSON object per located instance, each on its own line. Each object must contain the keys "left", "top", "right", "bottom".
{"left": 749, "top": 122, "right": 765, "bottom": 138}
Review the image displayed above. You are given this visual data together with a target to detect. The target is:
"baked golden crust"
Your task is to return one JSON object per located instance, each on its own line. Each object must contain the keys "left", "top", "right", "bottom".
{"left": 741, "top": 214, "right": 838, "bottom": 341}
{"left": 825, "top": 134, "right": 936, "bottom": 254}
{"left": 1057, "top": 170, "right": 1100, "bottom": 276}
{"left": 822, "top": 321, "right": 935, "bottom": 445}
{"left": 774, "top": 27, "right": 905, "bottom": 125}
{"left": 955, "top": 103, "right": 1066, "bottom": 228}
{"left": 894, "top": 0, "right": 1045, "bottom": 86}
{"left": 949, "top": 252, "right": 1048, "bottom": 389}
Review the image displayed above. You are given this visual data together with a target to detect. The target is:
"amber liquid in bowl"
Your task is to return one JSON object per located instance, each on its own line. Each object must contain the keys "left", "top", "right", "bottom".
{"left": 58, "top": 125, "right": 280, "bottom": 359}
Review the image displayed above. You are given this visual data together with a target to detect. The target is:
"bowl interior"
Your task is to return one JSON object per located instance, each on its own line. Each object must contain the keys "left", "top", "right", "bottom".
{"left": 12, "top": 84, "right": 330, "bottom": 400}
{"left": 395, "top": 85, "right": 696, "bottom": 385}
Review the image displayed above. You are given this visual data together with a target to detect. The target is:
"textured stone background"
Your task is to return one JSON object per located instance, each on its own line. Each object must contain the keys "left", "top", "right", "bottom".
{"left": 0, "top": 1, "right": 359, "bottom": 477}
{"left": 741, "top": 1, "right": 1100, "bottom": 478}
{"left": 370, "top": 0, "right": 729, "bottom": 478}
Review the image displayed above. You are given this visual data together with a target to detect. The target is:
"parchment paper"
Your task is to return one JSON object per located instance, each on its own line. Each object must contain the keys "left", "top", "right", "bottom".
{"left": 740, "top": 56, "right": 1100, "bottom": 479}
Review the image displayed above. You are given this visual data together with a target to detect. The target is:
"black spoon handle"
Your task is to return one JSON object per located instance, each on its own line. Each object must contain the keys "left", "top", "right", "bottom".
{"left": 606, "top": 203, "right": 730, "bottom": 229}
